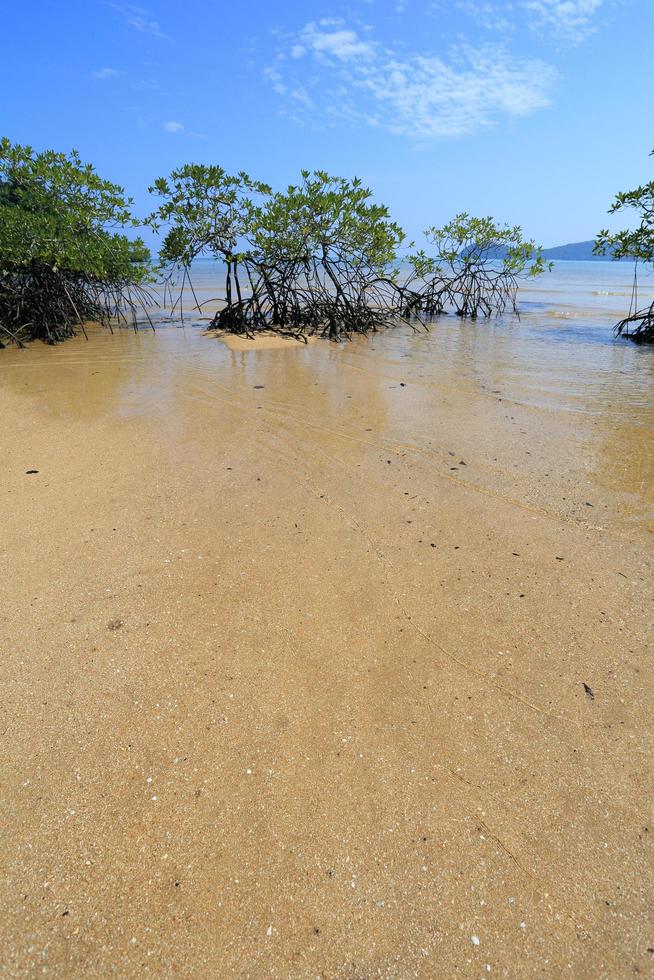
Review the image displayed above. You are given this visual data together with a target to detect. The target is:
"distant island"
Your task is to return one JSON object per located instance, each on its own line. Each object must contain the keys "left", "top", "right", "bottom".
{"left": 541, "top": 241, "right": 628, "bottom": 261}
{"left": 471, "top": 240, "right": 629, "bottom": 262}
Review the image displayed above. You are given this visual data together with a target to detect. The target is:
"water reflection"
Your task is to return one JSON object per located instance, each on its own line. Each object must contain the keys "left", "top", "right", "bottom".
{"left": 1, "top": 264, "right": 652, "bottom": 537}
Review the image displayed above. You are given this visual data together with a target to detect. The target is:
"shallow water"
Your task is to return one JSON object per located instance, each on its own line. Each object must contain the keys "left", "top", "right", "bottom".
{"left": 1, "top": 260, "right": 653, "bottom": 539}
{"left": 1, "top": 267, "right": 652, "bottom": 540}
{"left": 171, "top": 255, "right": 648, "bottom": 322}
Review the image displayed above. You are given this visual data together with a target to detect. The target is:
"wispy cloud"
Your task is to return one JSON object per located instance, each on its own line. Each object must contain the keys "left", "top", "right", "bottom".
{"left": 110, "top": 4, "right": 173, "bottom": 42}
{"left": 449, "top": 1, "right": 515, "bottom": 34}
{"left": 92, "top": 67, "right": 123, "bottom": 80}
{"left": 161, "top": 120, "right": 207, "bottom": 139}
{"left": 293, "top": 20, "right": 376, "bottom": 61}
{"left": 520, "top": 0, "right": 604, "bottom": 43}
{"left": 441, "top": 0, "right": 606, "bottom": 43}
{"left": 263, "top": 66, "right": 287, "bottom": 95}
{"left": 266, "top": 21, "right": 556, "bottom": 140}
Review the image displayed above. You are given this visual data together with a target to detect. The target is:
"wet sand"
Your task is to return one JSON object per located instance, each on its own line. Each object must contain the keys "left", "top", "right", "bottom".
{"left": 206, "top": 329, "right": 317, "bottom": 352}
{"left": 1, "top": 322, "right": 653, "bottom": 977}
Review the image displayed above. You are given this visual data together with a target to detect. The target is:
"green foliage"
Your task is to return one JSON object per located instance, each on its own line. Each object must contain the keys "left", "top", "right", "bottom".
{"left": 595, "top": 148, "right": 654, "bottom": 341}
{"left": 410, "top": 213, "right": 550, "bottom": 279}
{"left": 0, "top": 137, "right": 149, "bottom": 281}
{"left": 406, "top": 214, "right": 549, "bottom": 319}
{"left": 0, "top": 141, "right": 548, "bottom": 345}
{"left": 595, "top": 150, "right": 654, "bottom": 263}
{"left": 147, "top": 166, "right": 406, "bottom": 338}
{"left": 147, "top": 166, "right": 403, "bottom": 273}
{"left": 251, "top": 170, "right": 405, "bottom": 271}
{"left": 240, "top": 171, "right": 407, "bottom": 338}
{"left": 147, "top": 167, "right": 544, "bottom": 334}
{"left": 146, "top": 164, "right": 271, "bottom": 265}
{"left": 0, "top": 138, "right": 151, "bottom": 344}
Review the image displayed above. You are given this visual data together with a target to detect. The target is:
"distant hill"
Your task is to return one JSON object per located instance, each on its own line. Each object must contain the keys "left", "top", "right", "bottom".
{"left": 467, "top": 240, "right": 629, "bottom": 262}
{"left": 541, "top": 240, "right": 627, "bottom": 261}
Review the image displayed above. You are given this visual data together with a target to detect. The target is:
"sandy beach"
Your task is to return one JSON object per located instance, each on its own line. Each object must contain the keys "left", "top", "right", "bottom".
{"left": 1, "top": 321, "right": 652, "bottom": 977}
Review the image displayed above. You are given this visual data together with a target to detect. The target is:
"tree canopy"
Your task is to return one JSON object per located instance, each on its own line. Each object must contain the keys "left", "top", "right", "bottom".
{"left": 0, "top": 138, "right": 150, "bottom": 345}
{"left": 246, "top": 171, "right": 406, "bottom": 338}
{"left": 251, "top": 170, "right": 404, "bottom": 269}
{"left": 148, "top": 167, "right": 547, "bottom": 339}
{"left": 148, "top": 167, "right": 409, "bottom": 338}
{"left": 0, "top": 140, "right": 551, "bottom": 346}
{"left": 595, "top": 149, "right": 654, "bottom": 342}
{"left": 147, "top": 164, "right": 270, "bottom": 267}
{"left": 407, "top": 214, "right": 550, "bottom": 319}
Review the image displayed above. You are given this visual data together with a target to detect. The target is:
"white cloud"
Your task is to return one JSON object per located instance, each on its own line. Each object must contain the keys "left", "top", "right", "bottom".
{"left": 431, "top": 0, "right": 606, "bottom": 43}
{"left": 520, "top": 0, "right": 603, "bottom": 42}
{"left": 297, "top": 21, "right": 376, "bottom": 61}
{"left": 290, "top": 87, "right": 315, "bottom": 109}
{"left": 263, "top": 66, "right": 287, "bottom": 95}
{"left": 111, "top": 4, "right": 173, "bottom": 42}
{"left": 451, "top": 1, "right": 515, "bottom": 33}
{"left": 161, "top": 121, "right": 206, "bottom": 138}
{"left": 444, "top": 0, "right": 606, "bottom": 43}
{"left": 379, "top": 48, "right": 555, "bottom": 137}
{"left": 266, "top": 23, "right": 556, "bottom": 140}
{"left": 92, "top": 67, "right": 123, "bottom": 80}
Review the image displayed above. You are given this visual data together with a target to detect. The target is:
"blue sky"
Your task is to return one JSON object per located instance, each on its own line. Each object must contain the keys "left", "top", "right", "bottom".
{"left": 1, "top": 0, "right": 651, "bottom": 247}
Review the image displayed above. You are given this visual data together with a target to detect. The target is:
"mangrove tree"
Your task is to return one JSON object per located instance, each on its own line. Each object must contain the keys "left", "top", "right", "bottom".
{"left": 0, "top": 138, "right": 151, "bottom": 346}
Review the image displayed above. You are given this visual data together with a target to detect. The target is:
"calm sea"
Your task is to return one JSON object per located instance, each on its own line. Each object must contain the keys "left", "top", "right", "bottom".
{"left": 148, "top": 259, "right": 653, "bottom": 417}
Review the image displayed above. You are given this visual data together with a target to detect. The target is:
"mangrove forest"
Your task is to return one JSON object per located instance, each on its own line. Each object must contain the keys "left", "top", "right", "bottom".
{"left": 1, "top": 137, "right": 652, "bottom": 346}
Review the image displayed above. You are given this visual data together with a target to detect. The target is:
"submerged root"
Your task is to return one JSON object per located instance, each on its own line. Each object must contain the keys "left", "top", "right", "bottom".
{"left": 615, "top": 301, "right": 654, "bottom": 344}
{"left": 0, "top": 265, "right": 156, "bottom": 346}
{"left": 183, "top": 257, "right": 418, "bottom": 342}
